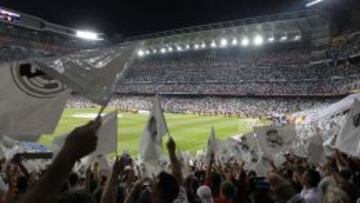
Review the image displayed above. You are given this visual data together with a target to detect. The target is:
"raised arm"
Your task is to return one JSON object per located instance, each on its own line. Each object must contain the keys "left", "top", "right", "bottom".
{"left": 17, "top": 119, "right": 100, "bottom": 203}
{"left": 166, "top": 137, "right": 183, "bottom": 185}
{"left": 101, "top": 156, "right": 125, "bottom": 203}
{"left": 205, "top": 153, "right": 215, "bottom": 183}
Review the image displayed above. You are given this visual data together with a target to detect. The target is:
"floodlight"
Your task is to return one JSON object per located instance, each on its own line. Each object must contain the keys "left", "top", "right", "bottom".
{"left": 153, "top": 49, "right": 157, "bottom": 54}
{"left": 306, "top": 0, "right": 323, "bottom": 7}
{"left": 76, "top": 30, "right": 102, "bottom": 40}
{"left": 168, "top": 47, "right": 173, "bottom": 52}
{"left": 211, "top": 41, "right": 217, "bottom": 48}
{"left": 294, "top": 35, "right": 301, "bottom": 41}
{"left": 280, "top": 36, "right": 288, "bottom": 41}
{"left": 194, "top": 44, "right": 200, "bottom": 49}
{"left": 185, "top": 44, "right": 190, "bottom": 49}
{"left": 232, "top": 38, "right": 238, "bottom": 45}
{"left": 268, "top": 37, "right": 275, "bottom": 42}
{"left": 253, "top": 35, "right": 264, "bottom": 46}
{"left": 145, "top": 50, "right": 150, "bottom": 55}
{"left": 220, "top": 38, "right": 228, "bottom": 47}
{"left": 160, "top": 48, "right": 167, "bottom": 54}
{"left": 201, "top": 43, "right": 206, "bottom": 48}
{"left": 137, "top": 50, "right": 145, "bottom": 57}
{"left": 177, "top": 46, "right": 182, "bottom": 51}
{"left": 241, "top": 37, "right": 250, "bottom": 47}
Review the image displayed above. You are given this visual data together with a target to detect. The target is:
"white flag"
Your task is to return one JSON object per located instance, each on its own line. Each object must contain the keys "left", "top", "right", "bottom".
{"left": 0, "top": 62, "right": 70, "bottom": 139}
{"left": 290, "top": 140, "right": 308, "bottom": 158}
{"left": 254, "top": 155, "right": 272, "bottom": 177}
{"left": 307, "top": 135, "right": 326, "bottom": 164}
{"left": 95, "top": 111, "right": 118, "bottom": 155}
{"left": 254, "top": 125, "right": 297, "bottom": 159}
{"left": 240, "top": 133, "right": 261, "bottom": 170}
{"left": 35, "top": 45, "right": 137, "bottom": 105}
{"left": 139, "top": 96, "right": 169, "bottom": 165}
{"left": 335, "top": 101, "right": 360, "bottom": 157}
{"left": 323, "top": 134, "right": 337, "bottom": 156}
{"left": 52, "top": 111, "right": 118, "bottom": 155}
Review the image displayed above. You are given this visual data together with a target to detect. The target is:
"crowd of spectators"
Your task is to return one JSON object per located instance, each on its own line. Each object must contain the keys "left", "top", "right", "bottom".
{"left": 67, "top": 95, "right": 336, "bottom": 117}
{"left": 118, "top": 37, "right": 360, "bottom": 96}
{"left": 0, "top": 122, "right": 359, "bottom": 203}
{"left": 327, "top": 32, "right": 360, "bottom": 59}
{"left": 119, "top": 61, "right": 360, "bottom": 96}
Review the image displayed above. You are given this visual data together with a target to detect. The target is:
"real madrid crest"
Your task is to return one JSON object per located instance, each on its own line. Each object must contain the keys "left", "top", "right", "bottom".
{"left": 265, "top": 129, "right": 284, "bottom": 148}
{"left": 11, "top": 63, "right": 64, "bottom": 98}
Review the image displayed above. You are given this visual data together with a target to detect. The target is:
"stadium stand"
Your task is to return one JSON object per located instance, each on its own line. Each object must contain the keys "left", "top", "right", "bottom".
{"left": 118, "top": 41, "right": 360, "bottom": 96}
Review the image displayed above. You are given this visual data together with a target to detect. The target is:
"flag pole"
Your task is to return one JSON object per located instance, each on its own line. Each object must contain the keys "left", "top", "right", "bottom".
{"left": 96, "top": 95, "right": 112, "bottom": 119}
{"left": 97, "top": 104, "right": 107, "bottom": 118}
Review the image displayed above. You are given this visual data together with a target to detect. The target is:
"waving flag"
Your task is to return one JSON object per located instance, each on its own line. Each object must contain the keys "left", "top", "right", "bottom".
{"left": 95, "top": 111, "right": 118, "bottom": 154}
{"left": 139, "top": 96, "right": 169, "bottom": 165}
{"left": 0, "top": 62, "right": 70, "bottom": 139}
{"left": 335, "top": 101, "right": 360, "bottom": 157}
{"left": 52, "top": 111, "right": 118, "bottom": 155}
{"left": 254, "top": 125, "right": 296, "bottom": 159}
{"left": 35, "top": 44, "right": 137, "bottom": 105}
{"left": 307, "top": 135, "right": 326, "bottom": 164}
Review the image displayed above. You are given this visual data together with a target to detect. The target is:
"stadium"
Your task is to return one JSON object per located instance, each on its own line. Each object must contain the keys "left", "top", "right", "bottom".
{"left": 1, "top": 0, "right": 360, "bottom": 202}
{"left": 2, "top": 7, "right": 358, "bottom": 154}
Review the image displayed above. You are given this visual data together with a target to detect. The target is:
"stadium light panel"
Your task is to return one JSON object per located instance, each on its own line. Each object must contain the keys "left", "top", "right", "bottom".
{"left": 280, "top": 36, "right": 288, "bottom": 41}
{"left": 268, "top": 37, "right": 275, "bottom": 42}
{"left": 160, "top": 48, "right": 167, "bottom": 54}
{"left": 137, "top": 50, "right": 145, "bottom": 57}
{"left": 293, "top": 35, "right": 301, "bottom": 41}
{"left": 241, "top": 38, "right": 250, "bottom": 47}
{"left": 185, "top": 44, "right": 190, "bottom": 50}
{"left": 253, "top": 35, "right": 264, "bottom": 46}
{"left": 232, "top": 38, "right": 238, "bottom": 46}
{"left": 194, "top": 44, "right": 200, "bottom": 50}
{"left": 168, "top": 47, "right": 173, "bottom": 52}
{"left": 211, "top": 41, "right": 217, "bottom": 48}
{"left": 201, "top": 43, "right": 206, "bottom": 49}
{"left": 306, "top": 0, "right": 323, "bottom": 7}
{"left": 145, "top": 50, "right": 150, "bottom": 55}
{"left": 177, "top": 46, "right": 182, "bottom": 51}
{"left": 153, "top": 49, "right": 157, "bottom": 54}
{"left": 220, "top": 38, "right": 228, "bottom": 47}
{"left": 76, "top": 30, "right": 102, "bottom": 41}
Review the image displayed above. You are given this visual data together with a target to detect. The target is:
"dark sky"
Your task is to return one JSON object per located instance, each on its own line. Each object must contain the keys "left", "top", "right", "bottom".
{"left": 1, "top": 0, "right": 309, "bottom": 36}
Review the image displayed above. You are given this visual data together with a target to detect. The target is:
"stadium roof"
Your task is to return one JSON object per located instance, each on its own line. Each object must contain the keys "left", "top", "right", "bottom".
{"left": 125, "top": 9, "right": 328, "bottom": 46}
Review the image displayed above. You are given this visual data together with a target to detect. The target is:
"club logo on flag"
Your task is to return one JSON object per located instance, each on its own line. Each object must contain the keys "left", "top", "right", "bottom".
{"left": 352, "top": 113, "right": 360, "bottom": 128}
{"left": 11, "top": 63, "right": 64, "bottom": 98}
{"left": 265, "top": 129, "right": 283, "bottom": 148}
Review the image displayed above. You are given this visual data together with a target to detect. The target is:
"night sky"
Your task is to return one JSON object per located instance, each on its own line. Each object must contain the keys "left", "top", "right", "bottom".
{"left": 0, "top": 0, "right": 331, "bottom": 36}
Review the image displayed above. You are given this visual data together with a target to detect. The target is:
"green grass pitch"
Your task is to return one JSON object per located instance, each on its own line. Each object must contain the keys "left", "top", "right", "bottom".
{"left": 39, "top": 108, "right": 265, "bottom": 156}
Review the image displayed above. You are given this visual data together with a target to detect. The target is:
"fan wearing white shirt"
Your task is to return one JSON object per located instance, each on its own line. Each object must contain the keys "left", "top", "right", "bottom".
{"left": 300, "top": 169, "right": 322, "bottom": 203}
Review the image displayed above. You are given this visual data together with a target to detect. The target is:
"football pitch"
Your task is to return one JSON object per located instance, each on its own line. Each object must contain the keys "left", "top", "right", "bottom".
{"left": 39, "top": 108, "right": 266, "bottom": 155}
